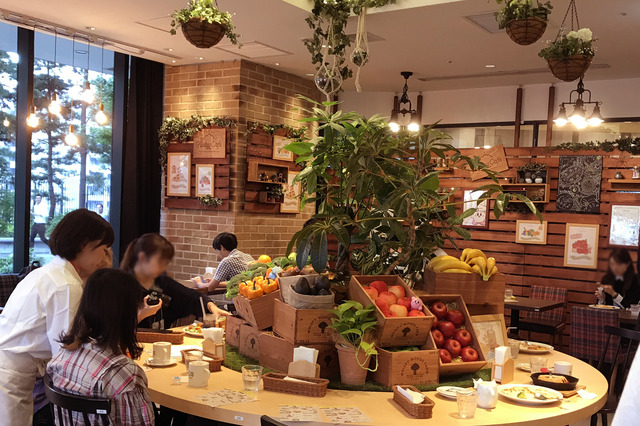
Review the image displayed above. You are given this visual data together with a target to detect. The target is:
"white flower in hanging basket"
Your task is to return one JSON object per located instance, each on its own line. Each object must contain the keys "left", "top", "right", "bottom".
{"left": 576, "top": 28, "right": 593, "bottom": 42}
{"left": 566, "top": 30, "right": 579, "bottom": 39}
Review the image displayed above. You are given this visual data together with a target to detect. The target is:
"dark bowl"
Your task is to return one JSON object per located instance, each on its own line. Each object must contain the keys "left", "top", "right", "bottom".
{"left": 530, "top": 372, "right": 579, "bottom": 391}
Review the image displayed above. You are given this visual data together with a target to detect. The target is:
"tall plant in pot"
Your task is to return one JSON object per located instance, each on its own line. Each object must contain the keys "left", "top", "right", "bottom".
{"left": 170, "top": 0, "right": 240, "bottom": 48}
{"left": 494, "top": 0, "right": 553, "bottom": 46}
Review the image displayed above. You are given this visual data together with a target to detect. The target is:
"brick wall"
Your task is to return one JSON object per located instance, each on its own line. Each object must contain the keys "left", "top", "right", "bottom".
{"left": 161, "top": 60, "right": 320, "bottom": 279}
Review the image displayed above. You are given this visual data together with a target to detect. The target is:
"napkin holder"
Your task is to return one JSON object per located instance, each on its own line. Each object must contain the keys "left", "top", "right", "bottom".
{"left": 203, "top": 338, "right": 226, "bottom": 361}
{"left": 491, "top": 346, "right": 514, "bottom": 384}
{"left": 287, "top": 360, "right": 320, "bottom": 379}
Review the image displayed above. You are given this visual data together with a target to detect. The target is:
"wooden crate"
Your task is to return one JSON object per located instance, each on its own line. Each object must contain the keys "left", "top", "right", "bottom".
{"left": 420, "top": 294, "right": 489, "bottom": 376}
{"left": 259, "top": 332, "right": 339, "bottom": 379}
{"left": 233, "top": 290, "right": 280, "bottom": 330}
{"left": 273, "top": 299, "right": 336, "bottom": 345}
{"left": 349, "top": 275, "right": 435, "bottom": 347}
{"left": 371, "top": 342, "right": 439, "bottom": 387}
{"left": 423, "top": 269, "right": 505, "bottom": 313}
{"left": 225, "top": 315, "right": 246, "bottom": 348}
{"left": 239, "top": 323, "right": 262, "bottom": 360}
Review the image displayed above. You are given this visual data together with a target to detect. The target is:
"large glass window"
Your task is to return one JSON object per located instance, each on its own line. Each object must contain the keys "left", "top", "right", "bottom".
{"left": 539, "top": 121, "right": 640, "bottom": 146}
{"left": 436, "top": 124, "right": 534, "bottom": 148}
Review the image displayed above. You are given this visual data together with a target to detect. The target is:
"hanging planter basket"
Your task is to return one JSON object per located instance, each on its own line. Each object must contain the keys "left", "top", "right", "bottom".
{"left": 546, "top": 54, "right": 593, "bottom": 82}
{"left": 181, "top": 19, "right": 226, "bottom": 49}
{"left": 505, "top": 17, "right": 547, "bottom": 46}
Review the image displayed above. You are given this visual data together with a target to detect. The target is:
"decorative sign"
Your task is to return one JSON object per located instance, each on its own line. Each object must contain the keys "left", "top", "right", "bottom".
{"left": 193, "top": 128, "right": 226, "bottom": 159}
{"left": 609, "top": 205, "right": 640, "bottom": 247}
{"left": 564, "top": 223, "right": 599, "bottom": 269}
{"left": 281, "top": 171, "right": 301, "bottom": 213}
{"left": 273, "top": 135, "right": 294, "bottom": 162}
{"left": 166, "top": 152, "right": 191, "bottom": 197}
{"left": 470, "top": 144, "right": 509, "bottom": 181}
{"left": 515, "top": 220, "right": 548, "bottom": 245}
{"left": 462, "top": 189, "right": 489, "bottom": 229}
{"left": 471, "top": 314, "right": 508, "bottom": 361}
{"left": 195, "top": 164, "right": 215, "bottom": 197}
{"left": 556, "top": 155, "right": 602, "bottom": 213}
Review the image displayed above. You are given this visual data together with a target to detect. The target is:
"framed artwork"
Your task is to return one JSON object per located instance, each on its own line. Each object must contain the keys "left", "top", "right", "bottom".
{"left": 470, "top": 314, "right": 508, "bottom": 361}
{"left": 609, "top": 205, "right": 640, "bottom": 247}
{"left": 193, "top": 128, "right": 226, "bottom": 159}
{"left": 556, "top": 155, "right": 603, "bottom": 213}
{"left": 272, "top": 135, "right": 294, "bottom": 162}
{"left": 195, "top": 164, "right": 215, "bottom": 197}
{"left": 166, "top": 152, "right": 191, "bottom": 197}
{"left": 281, "top": 171, "right": 301, "bottom": 213}
{"left": 515, "top": 220, "right": 548, "bottom": 245}
{"left": 462, "top": 189, "right": 489, "bottom": 229}
{"left": 470, "top": 144, "right": 509, "bottom": 181}
{"left": 564, "top": 223, "right": 600, "bottom": 269}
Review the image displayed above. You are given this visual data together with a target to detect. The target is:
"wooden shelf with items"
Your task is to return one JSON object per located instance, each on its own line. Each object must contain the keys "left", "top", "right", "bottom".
{"left": 608, "top": 179, "right": 640, "bottom": 191}
{"left": 500, "top": 183, "right": 549, "bottom": 203}
{"left": 247, "top": 159, "right": 288, "bottom": 185}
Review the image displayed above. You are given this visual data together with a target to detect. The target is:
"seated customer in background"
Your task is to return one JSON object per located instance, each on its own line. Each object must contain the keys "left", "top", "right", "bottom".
{"left": 121, "top": 233, "right": 230, "bottom": 329}
{"left": 594, "top": 248, "right": 640, "bottom": 308}
{"left": 195, "top": 232, "right": 254, "bottom": 291}
{"left": 47, "top": 269, "right": 154, "bottom": 425}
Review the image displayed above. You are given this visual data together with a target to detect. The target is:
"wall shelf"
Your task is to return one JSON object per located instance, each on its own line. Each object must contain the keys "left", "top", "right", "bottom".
{"left": 608, "top": 179, "right": 640, "bottom": 191}
{"left": 500, "top": 183, "right": 549, "bottom": 203}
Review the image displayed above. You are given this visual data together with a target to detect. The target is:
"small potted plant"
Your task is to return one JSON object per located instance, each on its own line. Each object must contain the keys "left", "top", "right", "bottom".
{"left": 170, "top": 0, "right": 240, "bottom": 49}
{"left": 517, "top": 162, "right": 548, "bottom": 183}
{"left": 328, "top": 300, "right": 378, "bottom": 385}
{"left": 539, "top": 28, "right": 594, "bottom": 82}
{"left": 495, "top": 0, "right": 553, "bottom": 46}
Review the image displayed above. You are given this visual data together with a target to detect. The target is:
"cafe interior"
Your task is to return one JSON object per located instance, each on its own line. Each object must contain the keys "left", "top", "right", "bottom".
{"left": 1, "top": 0, "right": 640, "bottom": 425}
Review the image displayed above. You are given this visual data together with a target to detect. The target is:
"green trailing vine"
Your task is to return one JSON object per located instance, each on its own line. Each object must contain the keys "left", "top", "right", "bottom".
{"left": 197, "top": 195, "right": 223, "bottom": 207}
{"left": 246, "top": 122, "right": 307, "bottom": 140}
{"left": 494, "top": 0, "right": 553, "bottom": 29}
{"left": 547, "top": 137, "right": 640, "bottom": 154}
{"left": 169, "top": 0, "right": 241, "bottom": 45}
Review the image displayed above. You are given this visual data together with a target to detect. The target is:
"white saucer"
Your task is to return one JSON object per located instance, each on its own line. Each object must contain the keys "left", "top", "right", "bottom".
{"left": 145, "top": 357, "right": 177, "bottom": 368}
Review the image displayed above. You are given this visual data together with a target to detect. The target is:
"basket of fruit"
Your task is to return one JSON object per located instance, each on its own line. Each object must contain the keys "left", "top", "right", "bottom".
{"left": 279, "top": 274, "right": 335, "bottom": 309}
{"left": 233, "top": 275, "right": 281, "bottom": 330}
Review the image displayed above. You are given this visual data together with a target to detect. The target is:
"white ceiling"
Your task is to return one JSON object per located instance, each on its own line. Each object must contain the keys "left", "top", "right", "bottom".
{"left": 1, "top": 0, "right": 639, "bottom": 91}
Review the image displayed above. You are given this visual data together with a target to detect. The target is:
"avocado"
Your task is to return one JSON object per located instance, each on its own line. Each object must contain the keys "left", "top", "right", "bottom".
{"left": 293, "top": 277, "right": 312, "bottom": 295}
{"left": 315, "top": 275, "right": 331, "bottom": 291}
{"left": 317, "top": 288, "right": 332, "bottom": 296}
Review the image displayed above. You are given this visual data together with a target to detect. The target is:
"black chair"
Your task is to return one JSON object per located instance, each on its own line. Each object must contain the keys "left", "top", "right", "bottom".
{"left": 43, "top": 374, "right": 111, "bottom": 425}
{"left": 261, "top": 415, "right": 287, "bottom": 426}
{"left": 591, "top": 326, "right": 640, "bottom": 426}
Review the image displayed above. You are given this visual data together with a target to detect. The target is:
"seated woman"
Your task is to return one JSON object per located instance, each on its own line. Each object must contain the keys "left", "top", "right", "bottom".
{"left": 121, "top": 233, "right": 230, "bottom": 329}
{"left": 47, "top": 269, "right": 154, "bottom": 425}
{"left": 595, "top": 248, "right": 640, "bottom": 308}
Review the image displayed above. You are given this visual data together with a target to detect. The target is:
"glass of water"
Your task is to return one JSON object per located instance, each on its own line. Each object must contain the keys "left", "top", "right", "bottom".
{"left": 241, "top": 365, "right": 263, "bottom": 391}
{"left": 456, "top": 389, "right": 478, "bottom": 419}
{"left": 530, "top": 356, "right": 548, "bottom": 373}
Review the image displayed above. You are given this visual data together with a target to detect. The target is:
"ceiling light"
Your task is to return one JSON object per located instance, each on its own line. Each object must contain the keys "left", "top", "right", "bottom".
{"left": 81, "top": 81, "right": 94, "bottom": 104}
{"left": 65, "top": 124, "right": 78, "bottom": 146}
{"left": 305, "top": 73, "right": 314, "bottom": 76}
{"left": 389, "top": 71, "right": 420, "bottom": 132}
{"left": 95, "top": 102, "right": 108, "bottom": 125}
{"left": 484, "top": 145, "right": 491, "bottom": 149}
{"left": 555, "top": 77, "right": 604, "bottom": 130}
{"left": 196, "top": 56, "right": 204, "bottom": 60}
{"left": 275, "top": 62, "right": 280, "bottom": 66}
{"left": 485, "top": 64, "right": 496, "bottom": 68}
{"left": 26, "top": 105, "right": 39, "bottom": 128}
{"left": 553, "top": 105, "right": 569, "bottom": 127}
{"left": 165, "top": 48, "right": 174, "bottom": 52}
{"left": 172, "top": 60, "right": 177, "bottom": 63}
{"left": 86, "top": 26, "right": 96, "bottom": 30}
{"left": 587, "top": 104, "right": 604, "bottom": 127}
{"left": 48, "top": 92, "right": 61, "bottom": 115}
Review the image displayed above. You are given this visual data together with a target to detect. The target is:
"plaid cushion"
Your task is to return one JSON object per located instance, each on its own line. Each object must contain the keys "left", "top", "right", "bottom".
{"left": 521, "top": 285, "right": 568, "bottom": 323}
{"left": 570, "top": 306, "right": 620, "bottom": 363}
{"left": 0, "top": 274, "right": 20, "bottom": 307}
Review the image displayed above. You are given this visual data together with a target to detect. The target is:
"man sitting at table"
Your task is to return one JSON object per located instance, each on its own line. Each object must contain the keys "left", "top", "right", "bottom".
{"left": 195, "top": 232, "right": 254, "bottom": 291}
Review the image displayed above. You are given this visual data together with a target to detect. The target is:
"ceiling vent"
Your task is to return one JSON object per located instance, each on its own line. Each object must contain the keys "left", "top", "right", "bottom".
{"left": 418, "top": 63, "right": 611, "bottom": 82}
{"left": 464, "top": 12, "right": 503, "bottom": 34}
{"left": 216, "top": 41, "right": 291, "bottom": 59}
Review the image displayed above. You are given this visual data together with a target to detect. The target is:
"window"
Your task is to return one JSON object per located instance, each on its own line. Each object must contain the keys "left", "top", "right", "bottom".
{"left": 539, "top": 121, "right": 640, "bottom": 146}
{"left": 436, "top": 124, "right": 534, "bottom": 148}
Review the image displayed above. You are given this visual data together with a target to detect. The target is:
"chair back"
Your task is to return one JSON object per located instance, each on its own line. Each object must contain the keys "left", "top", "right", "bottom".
{"left": 570, "top": 306, "right": 620, "bottom": 363}
{"left": 261, "top": 415, "right": 287, "bottom": 426}
{"left": 522, "top": 285, "right": 568, "bottom": 322}
{"left": 43, "top": 374, "right": 111, "bottom": 426}
{"left": 597, "top": 326, "right": 640, "bottom": 398}
{"left": 0, "top": 273, "right": 19, "bottom": 308}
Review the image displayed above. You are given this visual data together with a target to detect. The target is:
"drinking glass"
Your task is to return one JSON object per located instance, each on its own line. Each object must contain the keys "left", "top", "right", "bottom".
{"left": 508, "top": 339, "right": 520, "bottom": 359}
{"left": 505, "top": 289, "right": 514, "bottom": 299}
{"left": 530, "top": 356, "right": 548, "bottom": 373}
{"left": 184, "top": 350, "right": 203, "bottom": 368}
{"left": 242, "top": 365, "right": 263, "bottom": 391}
{"left": 630, "top": 304, "right": 640, "bottom": 317}
{"left": 456, "top": 389, "right": 478, "bottom": 419}
{"left": 203, "top": 314, "right": 217, "bottom": 328}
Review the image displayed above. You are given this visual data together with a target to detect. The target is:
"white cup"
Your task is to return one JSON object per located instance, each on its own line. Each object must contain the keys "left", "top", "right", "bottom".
{"left": 153, "top": 342, "right": 171, "bottom": 364}
{"left": 554, "top": 361, "right": 573, "bottom": 376}
{"left": 189, "top": 361, "right": 211, "bottom": 387}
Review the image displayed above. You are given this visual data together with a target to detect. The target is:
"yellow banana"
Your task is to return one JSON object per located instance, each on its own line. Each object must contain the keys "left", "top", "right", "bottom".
{"left": 433, "top": 259, "right": 473, "bottom": 273}
{"left": 464, "top": 249, "right": 487, "bottom": 264}
{"left": 489, "top": 266, "right": 498, "bottom": 276}
{"left": 486, "top": 257, "right": 496, "bottom": 273}
{"left": 428, "top": 255, "right": 459, "bottom": 270}
{"left": 460, "top": 248, "right": 471, "bottom": 263}
{"left": 472, "top": 265, "right": 483, "bottom": 275}
{"left": 468, "top": 257, "right": 487, "bottom": 275}
{"left": 442, "top": 268, "right": 472, "bottom": 274}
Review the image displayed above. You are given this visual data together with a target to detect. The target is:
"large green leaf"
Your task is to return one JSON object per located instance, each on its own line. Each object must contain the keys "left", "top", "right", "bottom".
{"left": 310, "top": 231, "right": 328, "bottom": 273}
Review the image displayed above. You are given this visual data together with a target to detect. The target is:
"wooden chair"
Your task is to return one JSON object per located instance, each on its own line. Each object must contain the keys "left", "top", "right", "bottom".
{"left": 570, "top": 306, "right": 620, "bottom": 365}
{"left": 43, "top": 374, "right": 111, "bottom": 425}
{"left": 591, "top": 326, "right": 640, "bottom": 426}
{"left": 518, "top": 285, "right": 568, "bottom": 349}
{"left": 261, "top": 415, "right": 287, "bottom": 426}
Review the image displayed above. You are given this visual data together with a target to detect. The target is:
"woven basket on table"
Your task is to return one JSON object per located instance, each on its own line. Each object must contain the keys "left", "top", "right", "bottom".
{"left": 505, "top": 17, "right": 547, "bottom": 45}
{"left": 262, "top": 373, "right": 329, "bottom": 397}
{"left": 137, "top": 330, "right": 184, "bottom": 345}
{"left": 546, "top": 54, "right": 593, "bottom": 82}
{"left": 181, "top": 19, "right": 226, "bottom": 48}
{"left": 392, "top": 385, "right": 435, "bottom": 419}
{"left": 180, "top": 349, "right": 223, "bottom": 372}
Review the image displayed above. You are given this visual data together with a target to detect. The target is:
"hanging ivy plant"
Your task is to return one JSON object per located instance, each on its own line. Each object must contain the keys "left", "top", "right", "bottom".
{"left": 547, "top": 137, "right": 640, "bottom": 154}
{"left": 197, "top": 194, "right": 223, "bottom": 207}
{"left": 246, "top": 122, "right": 307, "bottom": 140}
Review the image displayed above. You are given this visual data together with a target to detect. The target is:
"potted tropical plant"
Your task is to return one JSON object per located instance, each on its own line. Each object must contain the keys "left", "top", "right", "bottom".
{"left": 495, "top": 0, "right": 553, "bottom": 46}
{"left": 170, "top": 0, "right": 240, "bottom": 49}
{"left": 539, "top": 28, "right": 594, "bottom": 82}
{"left": 327, "top": 300, "right": 378, "bottom": 385}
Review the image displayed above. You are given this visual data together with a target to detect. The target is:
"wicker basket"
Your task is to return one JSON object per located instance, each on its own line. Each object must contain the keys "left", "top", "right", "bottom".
{"left": 262, "top": 373, "right": 329, "bottom": 397}
{"left": 180, "top": 349, "right": 223, "bottom": 372}
{"left": 505, "top": 18, "right": 547, "bottom": 45}
{"left": 137, "top": 330, "right": 184, "bottom": 345}
{"left": 181, "top": 19, "right": 226, "bottom": 49}
{"left": 547, "top": 54, "right": 593, "bottom": 82}
{"left": 392, "top": 385, "right": 435, "bottom": 419}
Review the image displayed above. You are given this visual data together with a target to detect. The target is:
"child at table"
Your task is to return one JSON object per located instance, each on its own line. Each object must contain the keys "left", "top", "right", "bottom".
{"left": 594, "top": 248, "right": 640, "bottom": 308}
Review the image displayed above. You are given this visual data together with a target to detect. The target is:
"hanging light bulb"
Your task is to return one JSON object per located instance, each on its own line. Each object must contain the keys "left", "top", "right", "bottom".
{"left": 587, "top": 104, "right": 604, "bottom": 127}
{"left": 48, "top": 92, "right": 61, "bottom": 115}
{"left": 95, "top": 102, "right": 108, "bottom": 125}
{"left": 26, "top": 105, "right": 39, "bottom": 128}
{"left": 3, "top": 118, "right": 9, "bottom": 127}
{"left": 553, "top": 105, "right": 569, "bottom": 127}
{"left": 81, "top": 81, "right": 94, "bottom": 104}
{"left": 568, "top": 102, "right": 587, "bottom": 128}
{"left": 65, "top": 124, "right": 78, "bottom": 146}
{"left": 407, "top": 113, "right": 420, "bottom": 132}
{"left": 389, "top": 112, "right": 400, "bottom": 133}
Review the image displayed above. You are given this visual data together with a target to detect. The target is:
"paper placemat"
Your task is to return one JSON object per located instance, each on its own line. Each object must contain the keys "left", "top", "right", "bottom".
{"left": 320, "top": 406, "right": 372, "bottom": 424}
{"left": 278, "top": 405, "right": 322, "bottom": 422}
{"left": 195, "top": 389, "right": 257, "bottom": 408}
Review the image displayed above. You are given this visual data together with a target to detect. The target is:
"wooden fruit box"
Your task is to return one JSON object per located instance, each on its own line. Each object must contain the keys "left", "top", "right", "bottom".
{"left": 423, "top": 269, "right": 505, "bottom": 313}
{"left": 273, "top": 299, "right": 336, "bottom": 345}
{"left": 349, "top": 275, "right": 435, "bottom": 347}
{"left": 233, "top": 290, "right": 280, "bottom": 330}
{"left": 420, "top": 294, "right": 489, "bottom": 376}
{"left": 371, "top": 340, "right": 439, "bottom": 387}
{"left": 224, "top": 315, "right": 247, "bottom": 348}
{"left": 239, "top": 323, "right": 262, "bottom": 360}
{"left": 259, "top": 332, "right": 339, "bottom": 379}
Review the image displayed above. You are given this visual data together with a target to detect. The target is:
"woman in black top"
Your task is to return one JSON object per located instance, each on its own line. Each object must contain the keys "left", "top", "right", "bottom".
{"left": 121, "top": 233, "right": 230, "bottom": 329}
{"left": 594, "top": 248, "right": 640, "bottom": 308}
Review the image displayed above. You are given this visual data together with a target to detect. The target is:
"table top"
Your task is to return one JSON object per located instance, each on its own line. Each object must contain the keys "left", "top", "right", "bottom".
{"left": 138, "top": 336, "right": 607, "bottom": 426}
{"left": 504, "top": 298, "right": 564, "bottom": 312}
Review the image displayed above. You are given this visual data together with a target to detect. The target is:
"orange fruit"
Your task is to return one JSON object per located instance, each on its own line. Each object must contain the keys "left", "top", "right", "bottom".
{"left": 257, "top": 255, "right": 272, "bottom": 264}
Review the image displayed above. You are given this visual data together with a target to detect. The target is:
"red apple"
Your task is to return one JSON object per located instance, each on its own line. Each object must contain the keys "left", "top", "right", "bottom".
{"left": 446, "top": 310, "right": 465, "bottom": 327}
{"left": 439, "top": 349, "right": 452, "bottom": 364}
{"left": 437, "top": 321, "right": 456, "bottom": 339}
{"left": 454, "top": 329, "right": 473, "bottom": 347}
{"left": 388, "top": 285, "right": 406, "bottom": 300}
{"left": 363, "top": 286, "right": 379, "bottom": 300}
{"left": 375, "top": 298, "right": 389, "bottom": 313}
{"left": 389, "top": 304, "right": 408, "bottom": 317}
{"left": 461, "top": 346, "right": 479, "bottom": 362}
{"left": 397, "top": 296, "right": 412, "bottom": 311}
{"left": 431, "top": 330, "right": 445, "bottom": 348}
{"left": 431, "top": 317, "right": 439, "bottom": 330}
{"left": 430, "top": 301, "right": 448, "bottom": 320}
{"left": 444, "top": 338, "right": 462, "bottom": 358}
{"left": 378, "top": 291, "right": 398, "bottom": 307}
{"left": 369, "top": 280, "right": 388, "bottom": 295}
{"left": 408, "top": 309, "right": 425, "bottom": 317}
{"left": 382, "top": 310, "right": 391, "bottom": 317}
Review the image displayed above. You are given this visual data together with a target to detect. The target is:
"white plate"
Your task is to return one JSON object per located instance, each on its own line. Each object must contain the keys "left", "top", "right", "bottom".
{"left": 436, "top": 386, "right": 467, "bottom": 399}
{"left": 145, "top": 358, "right": 177, "bottom": 368}
{"left": 183, "top": 327, "right": 204, "bottom": 338}
{"left": 519, "top": 341, "right": 554, "bottom": 354}
{"left": 497, "top": 384, "right": 563, "bottom": 405}
{"left": 588, "top": 304, "right": 621, "bottom": 310}
{"left": 516, "top": 363, "right": 554, "bottom": 373}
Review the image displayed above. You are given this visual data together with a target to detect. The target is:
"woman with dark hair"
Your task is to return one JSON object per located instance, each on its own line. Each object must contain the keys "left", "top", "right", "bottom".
{"left": 595, "top": 248, "right": 640, "bottom": 308}
{"left": 0, "top": 209, "right": 114, "bottom": 425}
{"left": 47, "top": 269, "right": 154, "bottom": 425}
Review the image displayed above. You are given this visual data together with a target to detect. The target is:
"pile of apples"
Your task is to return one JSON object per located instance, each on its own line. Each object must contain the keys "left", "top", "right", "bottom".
{"left": 362, "top": 280, "right": 426, "bottom": 318}
{"left": 429, "top": 301, "right": 479, "bottom": 363}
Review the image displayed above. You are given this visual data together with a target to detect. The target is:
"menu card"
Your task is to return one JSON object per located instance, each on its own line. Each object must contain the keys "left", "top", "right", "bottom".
{"left": 278, "top": 405, "right": 322, "bottom": 422}
{"left": 195, "top": 389, "right": 256, "bottom": 407}
{"left": 320, "top": 406, "right": 372, "bottom": 424}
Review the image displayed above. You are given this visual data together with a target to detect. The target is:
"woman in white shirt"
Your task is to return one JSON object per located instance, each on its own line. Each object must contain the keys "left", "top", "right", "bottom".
{"left": 0, "top": 209, "right": 113, "bottom": 425}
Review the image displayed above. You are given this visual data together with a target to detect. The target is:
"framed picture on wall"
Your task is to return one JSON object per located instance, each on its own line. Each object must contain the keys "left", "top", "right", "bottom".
{"left": 281, "top": 171, "right": 301, "bottom": 213}
{"left": 515, "top": 220, "right": 548, "bottom": 245}
{"left": 462, "top": 189, "right": 489, "bottom": 229}
{"left": 195, "top": 164, "right": 215, "bottom": 197}
{"left": 609, "top": 205, "right": 640, "bottom": 247}
{"left": 272, "top": 135, "right": 294, "bottom": 162}
{"left": 564, "top": 223, "right": 599, "bottom": 269}
{"left": 193, "top": 128, "right": 226, "bottom": 159}
{"left": 470, "top": 314, "right": 508, "bottom": 361}
{"left": 166, "top": 152, "right": 191, "bottom": 197}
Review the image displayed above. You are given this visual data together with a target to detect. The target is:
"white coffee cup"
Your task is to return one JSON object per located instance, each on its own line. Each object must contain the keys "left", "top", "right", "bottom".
{"left": 153, "top": 342, "right": 171, "bottom": 364}
{"left": 554, "top": 361, "right": 573, "bottom": 376}
{"left": 189, "top": 361, "right": 211, "bottom": 387}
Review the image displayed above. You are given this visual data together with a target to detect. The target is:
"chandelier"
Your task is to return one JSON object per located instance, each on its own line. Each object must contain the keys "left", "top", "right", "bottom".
{"left": 553, "top": 77, "right": 604, "bottom": 129}
{"left": 389, "top": 71, "right": 421, "bottom": 133}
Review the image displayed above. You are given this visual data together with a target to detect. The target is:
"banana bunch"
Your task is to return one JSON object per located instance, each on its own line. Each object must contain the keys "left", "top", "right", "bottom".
{"left": 461, "top": 248, "right": 498, "bottom": 281}
{"left": 428, "top": 255, "right": 472, "bottom": 274}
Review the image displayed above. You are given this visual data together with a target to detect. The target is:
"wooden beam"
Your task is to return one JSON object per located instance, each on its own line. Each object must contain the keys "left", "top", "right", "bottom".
{"left": 513, "top": 87, "right": 523, "bottom": 147}
{"left": 545, "top": 85, "right": 556, "bottom": 146}
{"left": 417, "top": 94, "right": 423, "bottom": 124}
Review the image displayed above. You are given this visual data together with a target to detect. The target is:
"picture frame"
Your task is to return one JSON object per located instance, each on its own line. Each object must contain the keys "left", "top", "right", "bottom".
{"left": 609, "top": 205, "right": 640, "bottom": 247}
{"left": 280, "top": 171, "right": 301, "bottom": 213}
{"left": 195, "top": 164, "right": 215, "bottom": 197}
{"left": 272, "top": 135, "right": 294, "bottom": 162}
{"left": 193, "top": 128, "right": 226, "bottom": 159}
{"left": 166, "top": 152, "right": 191, "bottom": 197}
{"left": 470, "top": 314, "right": 509, "bottom": 361}
{"left": 470, "top": 144, "right": 509, "bottom": 181}
{"left": 515, "top": 220, "right": 548, "bottom": 245}
{"left": 564, "top": 223, "right": 600, "bottom": 269}
{"left": 462, "top": 189, "right": 489, "bottom": 229}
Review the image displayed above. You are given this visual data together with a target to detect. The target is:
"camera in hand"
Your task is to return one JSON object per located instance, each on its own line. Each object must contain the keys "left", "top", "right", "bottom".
{"left": 147, "top": 285, "right": 171, "bottom": 307}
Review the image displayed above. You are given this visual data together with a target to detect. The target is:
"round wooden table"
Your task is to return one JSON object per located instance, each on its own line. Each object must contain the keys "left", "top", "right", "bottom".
{"left": 139, "top": 336, "right": 607, "bottom": 425}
